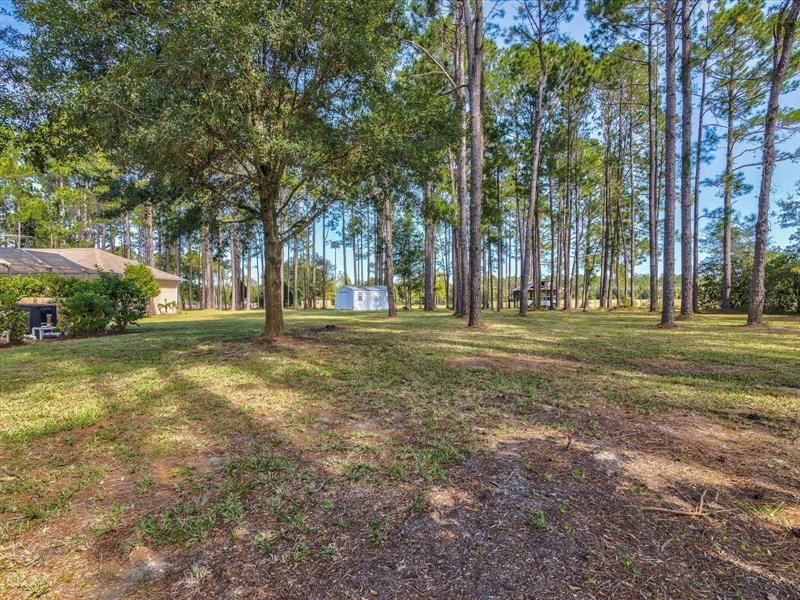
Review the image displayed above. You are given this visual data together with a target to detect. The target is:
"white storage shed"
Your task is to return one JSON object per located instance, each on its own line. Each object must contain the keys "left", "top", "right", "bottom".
{"left": 334, "top": 285, "right": 389, "bottom": 311}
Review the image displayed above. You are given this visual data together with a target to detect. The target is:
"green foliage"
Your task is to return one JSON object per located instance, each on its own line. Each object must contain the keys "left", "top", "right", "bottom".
{"left": 95, "top": 271, "right": 148, "bottom": 331}
{"left": 59, "top": 291, "right": 113, "bottom": 336}
{"left": 0, "top": 294, "right": 28, "bottom": 343}
{"left": 123, "top": 264, "right": 160, "bottom": 300}
{"left": 0, "top": 274, "right": 54, "bottom": 300}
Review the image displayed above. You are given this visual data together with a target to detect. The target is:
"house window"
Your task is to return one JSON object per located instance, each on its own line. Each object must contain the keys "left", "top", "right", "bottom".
{"left": 357, "top": 292, "right": 364, "bottom": 301}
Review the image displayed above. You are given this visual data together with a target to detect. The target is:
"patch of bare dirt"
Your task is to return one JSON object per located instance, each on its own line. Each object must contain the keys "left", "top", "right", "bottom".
{"left": 446, "top": 352, "right": 584, "bottom": 373}
{"left": 121, "top": 403, "right": 800, "bottom": 600}
{"left": 632, "top": 358, "right": 758, "bottom": 377}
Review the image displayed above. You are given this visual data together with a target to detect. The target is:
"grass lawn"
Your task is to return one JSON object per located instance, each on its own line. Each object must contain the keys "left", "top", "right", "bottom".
{"left": 1, "top": 309, "right": 799, "bottom": 598}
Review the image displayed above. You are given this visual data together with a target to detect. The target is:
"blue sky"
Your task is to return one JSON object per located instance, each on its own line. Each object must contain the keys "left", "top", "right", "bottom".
{"left": 493, "top": 1, "right": 799, "bottom": 255}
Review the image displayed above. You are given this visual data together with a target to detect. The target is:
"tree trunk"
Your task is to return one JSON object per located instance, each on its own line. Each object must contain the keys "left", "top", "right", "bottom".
{"left": 519, "top": 80, "right": 545, "bottom": 317}
{"left": 721, "top": 80, "right": 735, "bottom": 311}
{"left": 647, "top": 1, "right": 659, "bottom": 312}
{"left": 464, "top": 0, "right": 484, "bottom": 327}
{"left": 201, "top": 223, "right": 213, "bottom": 310}
{"left": 246, "top": 244, "right": 252, "bottom": 309}
{"left": 144, "top": 202, "right": 154, "bottom": 267}
{"left": 123, "top": 211, "right": 132, "bottom": 260}
{"left": 311, "top": 218, "right": 317, "bottom": 308}
{"left": 661, "top": 0, "right": 678, "bottom": 327}
{"left": 679, "top": 0, "right": 693, "bottom": 318}
{"left": 322, "top": 212, "right": 327, "bottom": 309}
{"left": 692, "top": 55, "right": 708, "bottom": 314}
{"left": 341, "top": 202, "right": 348, "bottom": 286}
{"left": 423, "top": 181, "right": 436, "bottom": 311}
{"left": 748, "top": 0, "right": 800, "bottom": 325}
{"left": 230, "top": 223, "right": 240, "bottom": 311}
{"left": 258, "top": 174, "right": 285, "bottom": 339}
{"left": 497, "top": 167, "right": 503, "bottom": 312}
{"left": 454, "top": 2, "right": 469, "bottom": 317}
{"left": 383, "top": 192, "right": 397, "bottom": 317}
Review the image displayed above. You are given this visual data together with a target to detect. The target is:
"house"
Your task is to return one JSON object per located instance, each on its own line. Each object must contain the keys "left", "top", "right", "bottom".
{"left": 511, "top": 280, "right": 556, "bottom": 308}
{"left": 0, "top": 248, "right": 182, "bottom": 316}
{"left": 334, "top": 285, "right": 389, "bottom": 311}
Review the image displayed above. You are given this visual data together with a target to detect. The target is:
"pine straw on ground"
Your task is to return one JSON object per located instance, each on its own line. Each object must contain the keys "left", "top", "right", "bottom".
{"left": 0, "top": 309, "right": 798, "bottom": 599}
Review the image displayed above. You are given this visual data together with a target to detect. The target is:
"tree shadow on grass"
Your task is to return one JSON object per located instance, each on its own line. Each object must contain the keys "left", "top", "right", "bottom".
{"left": 2, "top": 311, "right": 799, "bottom": 598}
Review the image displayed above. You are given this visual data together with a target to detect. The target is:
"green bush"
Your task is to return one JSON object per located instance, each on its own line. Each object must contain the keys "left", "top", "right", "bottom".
{"left": 0, "top": 274, "right": 54, "bottom": 300}
{"left": 0, "top": 293, "right": 28, "bottom": 344}
{"left": 124, "top": 264, "right": 160, "bottom": 301}
{"left": 94, "top": 272, "right": 148, "bottom": 331}
{"left": 60, "top": 291, "right": 113, "bottom": 336}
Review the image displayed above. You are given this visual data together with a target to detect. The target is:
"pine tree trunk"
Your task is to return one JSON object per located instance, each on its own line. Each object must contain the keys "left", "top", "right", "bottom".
{"left": 322, "top": 212, "right": 327, "bottom": 309}
{"left": 341, "top": 202, "right": 348, "bottom": 286}
{"left": 230, "top": 223, "right": 240, "bottom": 311}
{"left": 721, "top": 80, "right": 735, "bottom": 311}
{"left": 144, "top": 202, "right": 154, "bottom": 267}
{"left": 311, "top": 218, "right": 317, "bottom": 308}
{"left": 679, "top": 0, "right": 693, "bottom": 318}
{"left": 519, "top": 78, "right": 545, "bottom": 317}
{"left": 748, "top": 0, "right": 800, "bottom": 325}
{"left": 383, "top": 192, "right": 397, "bottom": 317}
{"left": 464, "top": 0, "right": 484, "bottom": 327}
{"left": 423, "top": 181, "right": 436, "bottom": 311}
{"left": 661, "top": 0, "right": 678, "bottom": 326}
{"left": 647, "top": 1, "right": 659, "bottom": 312}
{"left": 246, "top": 244, "right": 252, "bottom": 310}
{"left": 201, "top": 223, "right": 213, "bottom": 310}
{"left": 497, "top": 168, "right": 503, "bottom": 312}
{"left": 454, "top": 2, "right": 469, "bottom": 317}
{"left": 693, "top": 55, "right": 708, "bottom": 314}
{"left": 123, "top": 212, "right": 132, "bottom": 260}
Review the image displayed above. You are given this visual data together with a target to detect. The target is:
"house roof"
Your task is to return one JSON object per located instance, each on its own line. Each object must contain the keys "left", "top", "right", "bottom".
{"left": 0, "top": 248, "right": 182, "bottom": 282}
{"left": 0, "top": 248, "right": 93, "bottom": 277}
{"left": 338, "top": 285, "right": 388, "bottom": 292}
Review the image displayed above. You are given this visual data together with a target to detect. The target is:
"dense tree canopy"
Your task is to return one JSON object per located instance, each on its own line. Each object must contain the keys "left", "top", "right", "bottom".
{"left": 1, "top": 0, "right": 799, "bottom": 329}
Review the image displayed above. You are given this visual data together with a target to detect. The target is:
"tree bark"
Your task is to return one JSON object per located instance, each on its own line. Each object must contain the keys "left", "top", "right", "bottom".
{"left": 144, "top": 202, "right": 154, "bottom": 267}
{"left": 721, "top": 79, "right": 735, "bottom": 311}
{"left": 230, "top": 223, "right": 240, "bottom": 311}
{"left": 748, "top": 0, "right": 800, "bottom": 325}
{"left": 322, "top": 211, "right": 327, "bottom": 309}
{"left": 661, "top": 0, "right": 678, "bottom": 326}
{"left": 497, "top": 167, "right": 503, "bottom": 312}
{"left": 341, "top": 201, "right": 348, "bottom": 286}
{"left": 201, "top": 222, "right": 213, "bottom": 310}
{"left": 692, "top": 54, "right": 708, "bottom": 314}
{"left": 519, "top": 77, "right": 545, "bottom": 316}
{"left": 463, "top": 0, "right": 484, "bottom": 327}
{"left": 246, "top": 243, "right": 252, "bottom": 309}
{"left": 123, "top": 211, "right": 132, "bottom": 260}
{"left": 383, "top": 192, "right": 397, "bottom": 317}
{"left": 454, "top": 1, "right": 469, "bottom": 317}
{"left": 647, "top": 1, "right": 659, "bottom": 312}
{"left": 679, "top": 0, "right": 693, "bottom": 319}
{"left": 311, "top": 218, "right": 317, "bottom": 308}
{"left": 258, "top": 173, "right": 285, "bottom": 339}
{"left": 423, "top": 182, "right": 436, "bottom": 311}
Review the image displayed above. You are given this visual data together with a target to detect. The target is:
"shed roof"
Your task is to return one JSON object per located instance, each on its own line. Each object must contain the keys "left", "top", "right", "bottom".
{"left": 0, "top": 248, "right": 182, "bottom": 282}
{"left": 338, "top": 285, "right": 388, "bottom": 292}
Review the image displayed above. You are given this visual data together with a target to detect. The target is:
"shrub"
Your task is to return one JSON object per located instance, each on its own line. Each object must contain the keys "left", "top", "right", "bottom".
{"left": 124, "top": 264, "right": 160, "bottom": 301}
{"left": 0, "top": 274, "right": 54, "bottom": 299}
{"left": 94, "top": 272, "right": 148, "bottom": 331}
{"left": 60, "top": 291, "right": 113, "bottom": 336}
{"left": 0, "top": 293, "right": 28, "bottom": 344}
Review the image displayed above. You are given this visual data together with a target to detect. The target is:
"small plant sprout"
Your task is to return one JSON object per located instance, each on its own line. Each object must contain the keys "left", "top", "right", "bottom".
{"left": 524, "top": 511, "right": 550, "bottom": 531}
